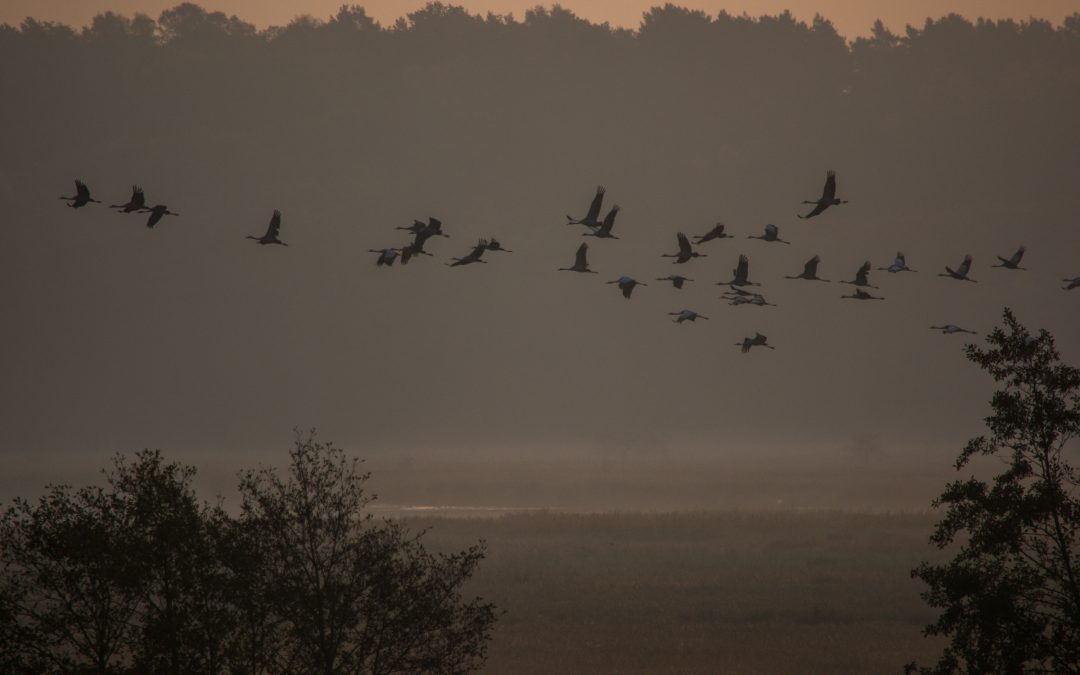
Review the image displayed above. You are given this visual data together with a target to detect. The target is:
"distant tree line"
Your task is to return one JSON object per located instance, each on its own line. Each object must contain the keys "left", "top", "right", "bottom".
{"left": 0, "top": 432, "right": 497, "bottom": 674}
{"left": 5, "top": 2, "right": 1080, "bottom": 57}
{"left": 4, "top": 2, "right": 1079, "bottom": 85}
{"left": 3, "top": 2, "right": 1079, "bottom": 230}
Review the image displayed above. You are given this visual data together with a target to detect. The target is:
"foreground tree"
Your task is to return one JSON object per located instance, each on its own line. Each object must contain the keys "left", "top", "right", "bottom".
{"left": 909, "top": 309, "right": 1080, "bottom": 674}
{"left": 0, "top": 479, "right": 143, "bottom": 673}
{"left": 0, "top": 575, "right": 37, "bottom": 673}
{"left": 111, "top": 452, "right": 234, "bottom": 675}
{"left": 236, "top": 431, "right": 498, "bottom": 674}
{"left": 0, "top": 451, "right": 221, "bottom": 674}
{"left": 0, "top": 434, "right": 497, "bottom": 674}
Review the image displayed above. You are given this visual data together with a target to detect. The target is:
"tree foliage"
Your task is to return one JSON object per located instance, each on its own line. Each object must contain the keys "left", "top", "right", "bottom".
{"left": 0, "top": 434, "right": 496, "bottom": 674}
{"left": 909, "top": 309, "right": 1080, "bottom": 674}
{"left": 234, "top": 433, "right": 497, "bottom": 674}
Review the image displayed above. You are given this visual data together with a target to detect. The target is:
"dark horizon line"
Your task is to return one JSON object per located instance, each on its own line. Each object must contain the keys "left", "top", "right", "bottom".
{"left": 6, "top": 1, "right": 1080, "bottom": 43}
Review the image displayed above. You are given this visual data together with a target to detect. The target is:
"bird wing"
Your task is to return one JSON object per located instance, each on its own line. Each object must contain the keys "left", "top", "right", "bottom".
{"left": 575, "top": 242, "right": 589, "bottom": 268}
{"left": 586, "top": 186, "right": 605, "bottom": 222}
{"left": 75, "top": 180, "right": 89, "bottom": 199}
{"left": 805, "top": 256, "right": 820, "bottom": 276}
{"left": 957, "top": 255, "right": 972, "bottom": 276}
{"left": 132, "top": 186, "right": 145, "bottom": 208}
{"left": 266, "top": 210, "right": 282, "bottom": 238}
{"left": 822, "top": 170, "right": 837, "bottom": 201}
{"left": 411, "top": 230, "right": 429, "bottom": 248}
{"left": 765, "top": 223, "right": 778, "bottom": 238}
{"left": 800, "top": 202, "right": 828, "bottom": 219}
{"left": 736, "top": 255, "right": 749, "bottom": 283}
{"left": 1011, "top": 247, "right": 1025, "bottom": 265}
{"left": 146, "top": 209, "right": 163, "bottom": 228}
{"left": 602, "top": 205, "right": 620, "bottom": 232}
{"left": 676, "top": 232, "right": 692, "bottom": 256}
{"left": 856, "top": 261, "right": 870, "bottom": 283}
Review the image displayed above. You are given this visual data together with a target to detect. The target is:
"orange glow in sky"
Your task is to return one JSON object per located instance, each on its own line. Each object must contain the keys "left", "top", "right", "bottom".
{"left": 3, "top": 0, "right": 1079, "bottom": 38}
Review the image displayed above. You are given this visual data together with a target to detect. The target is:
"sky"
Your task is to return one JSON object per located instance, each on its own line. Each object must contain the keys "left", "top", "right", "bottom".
{"left": 4, "top": 0, "right": 1080, "bottom": 38}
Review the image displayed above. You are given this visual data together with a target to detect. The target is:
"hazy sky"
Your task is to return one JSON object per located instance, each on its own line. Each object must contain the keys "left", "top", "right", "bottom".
{"left": 4, "top": 0, "right": 1080, "bottom": 37}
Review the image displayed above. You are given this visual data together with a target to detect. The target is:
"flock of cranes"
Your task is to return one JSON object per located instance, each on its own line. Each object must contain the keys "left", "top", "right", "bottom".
{"left": 60, "top": 172, "right": 1079, "bottom": 351}
{"left": 60, "top": 183, "right": 182, "bottom": 228}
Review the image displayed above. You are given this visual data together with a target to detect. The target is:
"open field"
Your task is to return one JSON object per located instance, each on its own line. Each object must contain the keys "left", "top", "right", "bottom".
{"left": 408, "top": 510, "right": 946, "bottom": 675}
{"left": 0, "top": 452, "right": 956, "bottom": 673}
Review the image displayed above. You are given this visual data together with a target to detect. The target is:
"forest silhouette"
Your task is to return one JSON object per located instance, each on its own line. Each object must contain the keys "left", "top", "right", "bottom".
{"left": 5, "top": 3, "right": 1079, "bottom": 210}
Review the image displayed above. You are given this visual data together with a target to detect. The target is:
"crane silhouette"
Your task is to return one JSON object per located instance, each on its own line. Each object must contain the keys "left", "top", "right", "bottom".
{"left": 398, "top": 217, "right": 449, "bottom": 239}
{"left": 246, "top": 210, "right": 287, "bottom": 246}
{"left": 785, "top": 255, "right": 830, "bottom": 282}
{"left": 370, "top": 248, "right": 401, "bottom": 266}
{"left": 878, "top": 252, "right": 916, "bottom": 273}
{"left": 584, "top": 206, "right": 620, "bottom": 239}
{"left": 567, "top": 185, "right": 605, "bottom": 227}
{"left": 798, "top": 170, "right": 847, "bottom": 219}
{"left": 693, "top": 223, "right": 732, "bottom": 244}
{"left": 841, "top": 288, "right": 884, "bottom": 300}
{"left": 449, "top": 240, "right": 489, "bottom": 266}
{"left": 747, "top": 223, "right": 789, "bottom": 244}
{"left": 400, "top": 232, "right": 435, "bottom": 264}
{"left": 110, "top": 185, "right": 146, "bottom": 212}
{"left": 139, "top": 205, "right": 179, "bottom": 228}
{"left": 669, "top": 309, "right": 707, "bottom": 323}
{"left": 400, "top": 219, "right": 449, "bottom": 262}
{"left": 422, "top": 217, "right": 449, "bottom": 238}
{"left": 930, "top": 324, "right": 977, "bottom": 335}
{"left": 607, "top": 276, "right": 645, "bottom": 299}
{"left": 656, "top": 275, "right": 692, "bottom": 289}
{"left": 718, "top": 254, "right": 759, "bottom": 287}
{"left": 840, "top": 261, "right": 875, "bottom": 288}
{"left": 737, "top": 333, "right": 774, "bottom": 352}
{"left": 992, "top": 246, "right": 1026, "bottom": 270}
{"left": 724, "top": 288, "right": 776, "bottom": 307}
{"left": 558, "top": 242, "right": 597, "bottom": 273}
{"left": 1065, "top": 277, "right": 1080, "bottom": 290}
{"left": 939, "top": 255, "right": 976, "bottom": 282}
{"left": 400, "top": 243, "right": 431, "bottom": 264}
{"left": 59, "top": 180, "right": 101, "bottom": 208}
{"left": 662, "top": 233, "right": 706, "bottom": 264}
